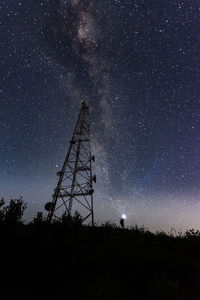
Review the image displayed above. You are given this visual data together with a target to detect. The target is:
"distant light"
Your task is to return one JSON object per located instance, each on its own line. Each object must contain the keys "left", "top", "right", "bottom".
{"left": 56, "top": 165, "right": 58, "bottom": 168}
{"left": 121, "top": 214, "right": 127, "bottom": 220}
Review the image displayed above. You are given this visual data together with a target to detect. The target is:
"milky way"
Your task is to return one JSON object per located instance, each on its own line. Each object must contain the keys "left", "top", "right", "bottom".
{"left": 1, "top": 0, "right": 200, "bottom": 231}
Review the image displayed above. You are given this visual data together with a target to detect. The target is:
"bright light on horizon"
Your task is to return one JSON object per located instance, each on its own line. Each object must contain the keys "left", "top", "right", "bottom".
{"left": 122, "top": 214, "right": 127, "bottom": 220}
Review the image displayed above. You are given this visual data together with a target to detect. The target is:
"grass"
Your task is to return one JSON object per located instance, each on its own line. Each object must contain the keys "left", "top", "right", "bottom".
{"left": 1, "top": 221, "right": 200, "bottom": 299}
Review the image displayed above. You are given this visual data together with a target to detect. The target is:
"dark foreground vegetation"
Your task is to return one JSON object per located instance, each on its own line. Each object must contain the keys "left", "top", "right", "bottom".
{"left": 1, "top": 198, "right": 200, "bottom": 299}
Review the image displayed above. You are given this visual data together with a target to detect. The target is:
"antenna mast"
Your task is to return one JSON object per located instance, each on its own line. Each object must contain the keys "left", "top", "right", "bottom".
{"left": 45, "top": 101, "right": 95, "bottom": 225}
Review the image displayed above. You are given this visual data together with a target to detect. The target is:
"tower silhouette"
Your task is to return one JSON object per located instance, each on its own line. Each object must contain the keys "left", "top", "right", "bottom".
{"left": 45, "top": 101, "right": 95, "bottom": 225}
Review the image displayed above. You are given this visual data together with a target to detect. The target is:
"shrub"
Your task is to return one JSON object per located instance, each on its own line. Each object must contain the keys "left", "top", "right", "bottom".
{"left": 0, "top": 197, "right": 27, "bottom": 225}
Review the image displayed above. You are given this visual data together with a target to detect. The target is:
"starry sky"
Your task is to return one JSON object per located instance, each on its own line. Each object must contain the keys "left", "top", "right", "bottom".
{"left": 1, "top": 0, "right": 200, "bottom": 231}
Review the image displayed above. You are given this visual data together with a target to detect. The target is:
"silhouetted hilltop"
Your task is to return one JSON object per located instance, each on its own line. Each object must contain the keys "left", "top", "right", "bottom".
{"left": 0, "top": 198, "right": 200, "bottom": 299}
{"left": 1, "top": 220, "right": 200, "bottom": 300}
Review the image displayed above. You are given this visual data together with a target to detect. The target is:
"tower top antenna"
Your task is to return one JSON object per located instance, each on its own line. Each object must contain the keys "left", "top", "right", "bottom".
{"left": 80, "top": 100, "right": 89, "bottom": 109}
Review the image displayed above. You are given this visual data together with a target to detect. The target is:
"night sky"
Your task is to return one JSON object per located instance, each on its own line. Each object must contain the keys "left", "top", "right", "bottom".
{"left": 1, "top": 0, "right": 200, "bottom": 231}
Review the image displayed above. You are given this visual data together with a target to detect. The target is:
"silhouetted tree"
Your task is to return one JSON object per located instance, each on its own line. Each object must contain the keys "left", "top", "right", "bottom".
{"left": 2, "top": 197, "right": 27, "bottom": 225}
{"left": 61, "top": 211, "right": 83, "bottom": 227}
{"left": 0, "top": 198, "right": 5, "bottom": 223}
{"left": 73, "top": 211, "right": 83, "bottom": 226}
{"left": 32, "top": 211, "right": 44, "bottom": 224}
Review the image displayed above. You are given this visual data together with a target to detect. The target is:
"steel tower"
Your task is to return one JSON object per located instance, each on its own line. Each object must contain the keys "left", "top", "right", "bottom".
{"left": 45, "top": 101, "right": 95, "bottom": 225}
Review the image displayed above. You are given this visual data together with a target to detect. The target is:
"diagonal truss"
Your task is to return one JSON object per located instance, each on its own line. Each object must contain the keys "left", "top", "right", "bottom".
{"left": 45, "top": 101, "right": 95, "bottom": 225}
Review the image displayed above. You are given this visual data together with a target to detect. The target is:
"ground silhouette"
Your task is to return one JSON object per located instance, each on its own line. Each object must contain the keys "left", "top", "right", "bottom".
{"left": 0, "top": 198, "right": 200, "bottom": 299}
